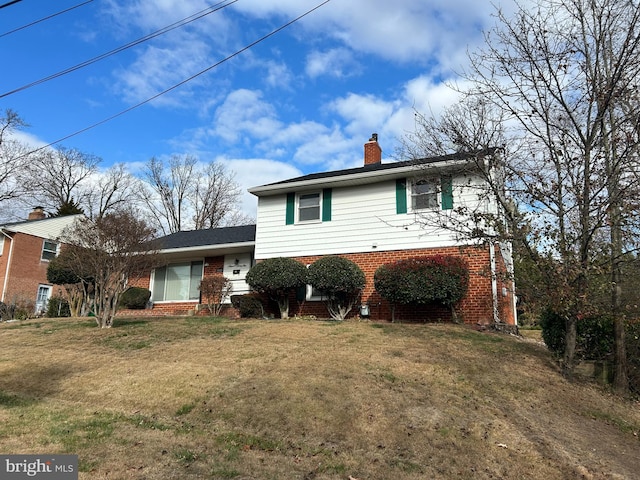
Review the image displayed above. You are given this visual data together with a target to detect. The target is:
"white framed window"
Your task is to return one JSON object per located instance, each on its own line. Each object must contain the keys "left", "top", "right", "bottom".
{"left": 151, "top": 261, "right": 203, "bottom": 302}
{"left": 41, "top": 240, "right": 58, "bottom": 261}
{"left": 411, "top": 179, "right": 439, "bottom": 210}
{"left": 298, "top": 192, "right": 321, "bottom": 222}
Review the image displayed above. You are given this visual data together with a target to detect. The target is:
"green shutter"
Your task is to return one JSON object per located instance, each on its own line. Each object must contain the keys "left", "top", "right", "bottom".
{"left": 322, "top": 188, "right": 332, "bottom": 221}
{"left": 441, "top": 176, "right": 453, "bottom": 210}
{"left": 396, "top": 179, "right": 407, "bottom": 214}
{"left": 286, "top": 192, "right": 295, "bottom": 225}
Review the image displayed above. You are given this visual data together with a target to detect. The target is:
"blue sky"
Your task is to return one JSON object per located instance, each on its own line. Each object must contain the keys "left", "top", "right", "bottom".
{"left": 0, "top": 0, "right": 517, "bottom": 217}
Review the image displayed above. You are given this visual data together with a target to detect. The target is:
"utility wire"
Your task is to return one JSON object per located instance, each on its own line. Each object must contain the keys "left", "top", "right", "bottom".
{"left": 0, "top": 0, "right": 22, "bottom": 10}
{"left": 1, "top": 0, "right": 94, "bottom": 38}
{"left": 23, "top": 0, "right": 332, "bottom": 155}
{"left": 0, "top": 0, "right": 238, "bottom": 98}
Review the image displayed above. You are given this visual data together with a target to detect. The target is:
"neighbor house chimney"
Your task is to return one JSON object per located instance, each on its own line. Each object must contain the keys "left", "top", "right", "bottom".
{"left": 27, "top": 206, "right": 46, "bottom": 221}
{"left": 364, "top": 133, "right": 382, "bottom": 165}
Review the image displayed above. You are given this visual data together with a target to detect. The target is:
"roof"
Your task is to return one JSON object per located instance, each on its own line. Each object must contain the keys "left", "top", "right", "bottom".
{"left": 157, "top": 224, "right": 256, "bottom": 250}
{"left": 0, "top": 214, "right": 83, "bottom": 240}
{"left": 249, "top": 149, "right": 497, "bottom": 196}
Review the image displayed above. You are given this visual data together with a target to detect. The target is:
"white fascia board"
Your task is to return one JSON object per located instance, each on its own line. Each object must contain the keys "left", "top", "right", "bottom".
{"left": 157, "top": 241, "right": 255, "bottom": 255}
{"left": 248, "top": 159, "right": 472, "bottom": 196}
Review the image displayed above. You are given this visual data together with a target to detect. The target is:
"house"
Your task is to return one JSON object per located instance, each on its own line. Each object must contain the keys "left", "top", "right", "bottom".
{"left": 132, "top": 135, "right": 516, "bottom": 325}
{"left": 0, "top": 208, "right": 82, "bottom": 315}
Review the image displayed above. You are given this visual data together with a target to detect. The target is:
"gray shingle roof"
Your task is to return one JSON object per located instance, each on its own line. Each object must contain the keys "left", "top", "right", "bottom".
{"left": 258, "top": 150, "right": 489, "bottom": 188}
{"left": 157, "top": 224, "right": 256, "bottom": 249}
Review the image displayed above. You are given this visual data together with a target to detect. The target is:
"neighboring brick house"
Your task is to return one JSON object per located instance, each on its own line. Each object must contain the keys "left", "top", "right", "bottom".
{"left": 0, "top": 209, "right": 82, "bottom": 315}
{"left": 138, "top": 136, "right": 517, "bottom": 325}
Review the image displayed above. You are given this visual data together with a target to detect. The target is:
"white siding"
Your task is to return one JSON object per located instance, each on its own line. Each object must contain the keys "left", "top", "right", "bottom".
{"left": 254, "top": 174, "right": 493, "bottom": 259}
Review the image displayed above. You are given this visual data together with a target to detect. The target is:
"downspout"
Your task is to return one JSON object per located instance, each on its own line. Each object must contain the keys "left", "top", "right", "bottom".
{"left": 489, "top": 241, "right": 500, "bottom": 324}
{"left": 0, "top": 229, "right": 15, "bottom": 303}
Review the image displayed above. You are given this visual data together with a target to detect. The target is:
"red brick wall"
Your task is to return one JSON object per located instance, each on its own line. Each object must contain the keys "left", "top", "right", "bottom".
{"left": 121, "top": 248, "right": 516, "bottom": 325}
{"left": 283, "top": 245, "right": 500, "bottom": 324}
{"left": 0, "top": 232, "right": 52, "bottom": 306}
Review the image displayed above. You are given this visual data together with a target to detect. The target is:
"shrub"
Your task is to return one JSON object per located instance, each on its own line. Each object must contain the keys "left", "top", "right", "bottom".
{"left": 539, "top": 309, "right": 614, "bottom": 361}
{"left": 118, "top": 287, "right": 151, "bottom": 310}
{"left": 0, "top": 301, "right": 13, "bottom": 321}
{"left": 374, "top": 255, "right": 469, "bottom": 322}
{"left": 46, "top": 296, "right": 71, "bottom": 318}
{"left": 245, "top": 257, "right": 307, "bottom": 318}
{"left": 307, "top": 256, "right": 366, "bottom": 321}
{"left": 231, "top": 294, "right": 264, "bottom": 318}
{"left": 199, "top": 275, "right": 233, "bottom": 316}
{"left": 540, "top": 311, "right": 640, "bottom": 393}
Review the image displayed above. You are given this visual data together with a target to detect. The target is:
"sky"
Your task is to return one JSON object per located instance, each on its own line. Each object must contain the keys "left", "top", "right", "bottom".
{"left": 0, "top": 0, "right": 519, "bottom": 219}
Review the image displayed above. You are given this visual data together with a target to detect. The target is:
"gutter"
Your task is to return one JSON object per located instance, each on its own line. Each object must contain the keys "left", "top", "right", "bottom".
{"left": 157, "top": 241, "right": 255, "bottom": 255}
{"left": 489, "top": 242, "right": 500, "bottom": 324}
{"left": 0, "top": 229, "right": 15, "bottom": 303}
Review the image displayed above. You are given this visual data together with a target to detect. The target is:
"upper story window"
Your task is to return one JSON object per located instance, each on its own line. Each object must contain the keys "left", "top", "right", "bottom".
{"left": 285, "top": 189, "right": 332, "bottom": 225}
{"left": 411, "top": 179, "right": 439, "bottom": 210}
{"left": 298, "top": 192, "right": 321, "bottom": 222}
{"left": 396, "top": 177, "right": 453, "bottom": 214}
{"left": 41, "top": 240, "right": 58, "bottom": 261}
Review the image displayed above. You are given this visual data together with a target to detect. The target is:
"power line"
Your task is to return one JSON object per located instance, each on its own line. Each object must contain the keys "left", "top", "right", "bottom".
{"left": 0, "top": 0, "right": 238, "bottom": 98}
{"left": 0, "top": 0, "right": 22, "bottom": 10}
{"left": 0, "top": 0, "right": 94, "bottom": 38}
{"left": 24, "top": 0, "right": 332, "bottom": 156}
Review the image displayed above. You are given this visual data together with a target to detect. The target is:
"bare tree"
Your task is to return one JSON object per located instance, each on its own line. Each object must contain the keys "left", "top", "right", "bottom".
{"left": 402, "top": 0, "right": 640, "bottom": 392}
{"left": 85, "top": 163, "right": 137, "bottom": 219}
{"left": 137, "top": 154, "right": 248, "bottom": 235}
{"left": 59, "top": 209, "right": 158, "bottom": 328}
{"left": 27, "top": 146, "right": 100, "bottom": 214}
{"left": 0, "top": 109, "right": 32, "bottom": 215}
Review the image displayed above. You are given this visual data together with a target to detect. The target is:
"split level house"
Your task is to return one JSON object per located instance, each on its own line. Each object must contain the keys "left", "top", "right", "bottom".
{"left": 128, "top": 135, "right": 517, "bottom": 325}
{"left": 0, "top": 208, "right": 82, "bottom": 315}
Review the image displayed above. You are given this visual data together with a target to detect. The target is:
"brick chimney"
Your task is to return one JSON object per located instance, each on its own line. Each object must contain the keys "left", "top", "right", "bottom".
{"left": 27, "top": 207, "right": 46, "bottom": 221}
{"left": 364, "top": 133, "right": 382, "bottom": 165}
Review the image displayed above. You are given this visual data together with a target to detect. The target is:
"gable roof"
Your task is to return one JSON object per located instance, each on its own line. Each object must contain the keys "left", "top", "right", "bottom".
{"left": 249, "top": 150, "right": 497, "bottom": 196}
{"left": 157, "top": 225, "right": 256, "bottom": 250}
{"left": 0, "top": 214, "right": 83, "bottom": 240}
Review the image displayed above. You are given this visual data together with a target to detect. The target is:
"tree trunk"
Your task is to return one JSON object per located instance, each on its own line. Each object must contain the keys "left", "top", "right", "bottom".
{"left": 563, "top": 315, "right": 577, "bottom": 376}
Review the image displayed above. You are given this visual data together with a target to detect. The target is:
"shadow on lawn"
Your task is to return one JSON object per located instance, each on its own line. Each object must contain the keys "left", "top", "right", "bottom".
{"left": 0, "top": 363, "right": 78, "bottom": 405}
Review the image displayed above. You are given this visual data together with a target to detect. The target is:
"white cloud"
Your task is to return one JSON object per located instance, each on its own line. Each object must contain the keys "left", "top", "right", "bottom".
{"left": 212, "top": 89, "right": 282, "bottom": 142}
{"left": 217, "top": 157, "right": 303, "bottom": 216}
{"left": 305, "top": 48, "right": 359, "bottom": 79}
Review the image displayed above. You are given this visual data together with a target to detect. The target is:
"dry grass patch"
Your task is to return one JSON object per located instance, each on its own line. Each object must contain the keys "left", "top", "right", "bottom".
{"left": 0, "top": 316, "right": 639, "bottom": 479}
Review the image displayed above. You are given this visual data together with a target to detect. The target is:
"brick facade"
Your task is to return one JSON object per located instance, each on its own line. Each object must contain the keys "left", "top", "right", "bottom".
{"left": 0, "top": 232, "right": 52, "bottom": 309}
{"left": 124, "top": 245, "right": 516, "bottom": 325}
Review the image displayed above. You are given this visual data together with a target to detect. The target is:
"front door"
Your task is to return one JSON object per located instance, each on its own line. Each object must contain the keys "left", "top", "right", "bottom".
{"left": 35, "top": 285, "right": 52, "bottom": 315}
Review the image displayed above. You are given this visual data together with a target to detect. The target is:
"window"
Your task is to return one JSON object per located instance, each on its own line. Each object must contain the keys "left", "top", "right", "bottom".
{"left": 411, "top": 179, "right": 438, "bottom": 210}
{"left": 286, "top": 189, "right": 332, "bottom": 224}
{"left": 152, "top": 261, "right": 203, "bottom": 302}
{"left": 41, "top": 240, "right": 58, "bottom": 261}
{"left": 396, "top": 177, "right": 453, "bottom": 214}
{"left": 299, "top": 193, "right": 321, "bottom": 221}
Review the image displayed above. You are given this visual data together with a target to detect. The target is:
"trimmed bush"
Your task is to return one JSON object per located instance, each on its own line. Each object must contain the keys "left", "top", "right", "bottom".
{"left": 307, "top": 256, "right": 366, "bottom": 321}
{"left": 119, "top": 287, "right": 151, "bottom": 310}
{"left": 231, "top": 294, "right": 264, "bottom": 318}
{"left": 374, "top": 255, "right": 469, "bottom": 321}
{"left": 245, "top": 257, "right": 307, "bottom": 319}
